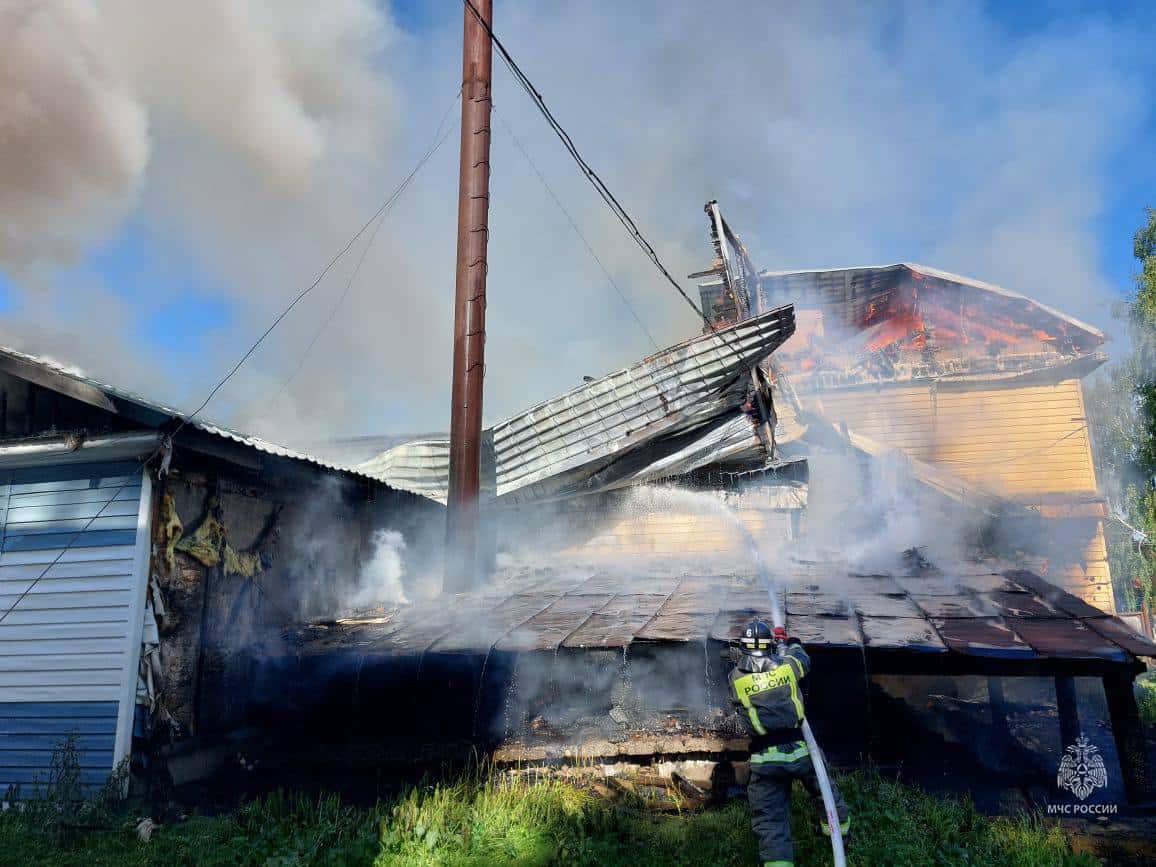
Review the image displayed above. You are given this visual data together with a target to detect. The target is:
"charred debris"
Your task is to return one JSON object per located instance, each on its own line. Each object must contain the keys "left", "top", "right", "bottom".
{"left": 0, "top": 203, "right": 1152, "bottom": 809}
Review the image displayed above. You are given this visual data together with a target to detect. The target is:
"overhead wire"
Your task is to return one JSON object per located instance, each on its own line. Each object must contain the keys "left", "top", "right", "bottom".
{"left": 935, "top": 425, "right": 1089, "bottom": 466}
{"left": 268, "top": 93, "right": 462, "bottom": 408}
{"left": 461, "top": 0, "right": 787, "bottom": 480}
{"left": 493, "top": 106, "right": 659, "bottom": 352}
{"left": 459, "top": 0, "right": 771, "bottom": 396}
{"left": 177, "top": 86, "right": 462, "bottom": 441}
{"left": 460, "top": 0, "right": 715, "bottom": 331}
{"left": 0, "top": 88, "right": 465, "bottom": 627}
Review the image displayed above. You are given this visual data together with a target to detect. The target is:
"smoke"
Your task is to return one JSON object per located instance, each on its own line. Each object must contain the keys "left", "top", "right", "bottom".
{"left": 0, "top": 1, "right": 148, "bottom": 266}
{"left": 352, "top": 529, "right": 409, "bottom": 607}
{"left": 0, "top": 1, "right": 1150, "bottom": 443}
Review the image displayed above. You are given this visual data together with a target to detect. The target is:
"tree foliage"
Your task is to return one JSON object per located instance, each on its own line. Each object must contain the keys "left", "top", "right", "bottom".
{"left": 1088, "top": 208, "right": 1156, "bottom": 611}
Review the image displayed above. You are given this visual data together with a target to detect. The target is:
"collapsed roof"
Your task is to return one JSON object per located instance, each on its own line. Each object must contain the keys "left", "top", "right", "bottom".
{"left": 361, "top": 305, "right": 795, "bottom": 504}
{"left": 759, "top": 262, "right": 1102, "bottom": 351}
{"left": 716, "top": 262, "right": 1107, "bottom": 390}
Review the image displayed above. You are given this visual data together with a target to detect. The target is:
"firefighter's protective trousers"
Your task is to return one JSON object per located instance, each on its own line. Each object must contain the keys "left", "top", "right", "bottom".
{"left": 747, "top": 740, "right": 850, "bottom": 867}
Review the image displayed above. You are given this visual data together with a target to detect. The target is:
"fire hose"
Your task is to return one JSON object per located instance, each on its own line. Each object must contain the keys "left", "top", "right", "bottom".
{"left": 749, "top": 540, "right": 847, "bottom": 867}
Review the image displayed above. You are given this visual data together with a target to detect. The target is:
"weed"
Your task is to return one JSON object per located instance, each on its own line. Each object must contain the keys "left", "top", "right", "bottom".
{"left": 0, "top": 758, "right": 1100, "bottom": 866}
{"left": 1136, "top": 671, "right": 1156, "bottom": 727}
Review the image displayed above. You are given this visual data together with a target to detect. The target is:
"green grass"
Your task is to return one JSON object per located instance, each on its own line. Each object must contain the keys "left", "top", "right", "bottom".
{"left": 1137, "top": 671, "right": 1156, "bottom": 727}
{"left": 0, "top": 769, "right": 1099, "bottom": 867}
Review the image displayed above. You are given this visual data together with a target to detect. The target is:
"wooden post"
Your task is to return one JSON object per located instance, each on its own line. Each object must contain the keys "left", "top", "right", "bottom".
{"left": 987, "top": 677, "right": 1011, "bottom": 747}
{"left": 1103, "top": 670, "right": 1152, "bottom": 803}
{"left": 1054, "top": 675, "right": 1080, "bottom": 751}
{"left": 445, "top": 0, "right": 494, "bottom": 593}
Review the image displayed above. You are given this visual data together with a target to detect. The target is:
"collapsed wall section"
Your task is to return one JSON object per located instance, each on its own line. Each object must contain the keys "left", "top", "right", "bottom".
{"left": 144, "top": 461, "right": 444, "bottom": 748}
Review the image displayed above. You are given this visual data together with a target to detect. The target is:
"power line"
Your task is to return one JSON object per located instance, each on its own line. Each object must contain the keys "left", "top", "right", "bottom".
{"left": 0, "top": 90, "right": 466, "bottom": 625}
{"left": 268, "top": 96, "right": 462, "bottom": 408}
{"left": 178, "top": 91, "right": 462, "bottom": 439}
{"left": 266, "top": 212, "right": 389, "bottom": 411}
{"left": 0, "top": 442, "right": 157, "bottom": 627}
{"left": 936, "top": 426, "right": 1089, "bottom": 467}
{"left": 461, "top": 0, "right": 712, "bottom": 331}
{"left": 493, "top": 106, "right": 659, "bottom": 352}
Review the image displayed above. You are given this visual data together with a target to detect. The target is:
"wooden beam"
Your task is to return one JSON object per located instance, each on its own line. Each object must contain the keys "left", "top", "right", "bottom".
{"left": 987, "top": 677, "right": 1011, "bottom": 747}
{"left": 1054, "top": 675, "right": 1080, "bottom": 751}
{"left": 1103, "top": 670, "right": 1152, "bottom": 803}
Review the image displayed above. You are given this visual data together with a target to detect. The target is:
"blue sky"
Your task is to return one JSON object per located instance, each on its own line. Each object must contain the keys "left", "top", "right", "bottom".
{"left": 979, "top": 0, "right": 1155, "bottom": 303}
{"left": 2, "top": 1, "right": 1154, "bottom": 438}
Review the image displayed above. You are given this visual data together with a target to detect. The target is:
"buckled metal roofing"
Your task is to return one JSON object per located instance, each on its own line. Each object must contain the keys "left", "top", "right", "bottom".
{"left": 360, "top": 305, "right": 796, "bottom": 504}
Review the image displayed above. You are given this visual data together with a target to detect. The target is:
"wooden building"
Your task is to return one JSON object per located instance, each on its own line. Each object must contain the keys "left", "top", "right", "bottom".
{"left": 0, "top": 347, "right": 439, "bottom": 797}
{"left": 700, "top": 263, "right": 1115, "bottom": 611}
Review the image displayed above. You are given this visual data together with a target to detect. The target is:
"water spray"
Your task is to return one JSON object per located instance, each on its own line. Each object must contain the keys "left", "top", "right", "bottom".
{"left": 731, "top": 502, "right": 848, "bottom": 867}
{"left": 620, "top": 483, "right": 847, "bottom": 865}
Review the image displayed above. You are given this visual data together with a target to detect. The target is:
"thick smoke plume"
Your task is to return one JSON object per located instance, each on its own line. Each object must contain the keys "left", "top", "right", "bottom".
{"left": 0, "top": 1, "right": 148, "bottom": 266}
{"left": 0, "top": 1, "right": 1149, "bottom": 444}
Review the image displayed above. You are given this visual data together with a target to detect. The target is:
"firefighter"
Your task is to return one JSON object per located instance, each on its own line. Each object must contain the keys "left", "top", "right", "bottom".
{"left": 729, "top": 618, "right": 850, "bottom": 867}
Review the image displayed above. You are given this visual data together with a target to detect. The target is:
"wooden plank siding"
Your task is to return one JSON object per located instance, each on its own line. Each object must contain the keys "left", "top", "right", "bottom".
{"left": 811, "top": 380, "right": 1114, "bottom": 611}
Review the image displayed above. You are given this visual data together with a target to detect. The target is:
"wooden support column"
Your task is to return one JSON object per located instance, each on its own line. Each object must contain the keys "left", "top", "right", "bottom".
{"left": 987, "top": 677, "right": 1011, "bottom": 747}
{"left": 1055, "top": 674, "right": 1080, "bottom": 750}
{"left": 1103, "top": 669, "right": 1152, "bottom": 803}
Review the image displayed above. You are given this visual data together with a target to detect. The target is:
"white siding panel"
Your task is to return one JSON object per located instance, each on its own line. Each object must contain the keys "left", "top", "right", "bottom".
{"left": 0, "top": 590, "right": 135, "bottom": 611}
{"left": 0, "top": 637, "right": 127, "bottom": 656}
{"left": 5, "top": 474, "right": 140, "bottom": 495}
{"left": 0, "top": 608, "right": 131, "bottom": 626}
{"left": 0, "top": 622, "right": 130, "bottom": 641}
{"left": 8, "top": 487, "right": 141, "bottom": 509}
{"left": 0, "top": 546, "right": 139, "bottom": 565}
{"left": 0, "top": 652, "right": 125, "bottom": 672}
{"left": 0, "top": 669, "right": 123, "bottom": 688}
{"left": 0, "top": 559, "right": 135, "bottom": 580}
{"left": 0, "top": 460, "right": 150, "bottom": 795}
{"left": 0, "top": 685, "right": 122, "bottom": 703}
{"left": 0, "top": 577, "right": 135, "bottom": 596}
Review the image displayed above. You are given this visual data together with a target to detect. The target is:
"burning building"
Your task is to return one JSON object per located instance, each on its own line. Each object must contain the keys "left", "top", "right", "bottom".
{"left": 265, "top": 204, "right": 1153, "bottom": 807}
{"left": 1, "top": 201, "right": 1151, "bottom": 812}
{"left": 694, "top": 210, "right": 1115, "bottom": 614}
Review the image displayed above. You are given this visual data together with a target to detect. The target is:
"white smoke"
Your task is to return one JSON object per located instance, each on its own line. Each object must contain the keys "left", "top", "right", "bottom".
{"left": 0, "top": 0, "right": 395, "bottom": 270}
{"left": 0, "top": 1, "right": 149, "bottom": 266}
{"left": 354, "top": 528, "right": 409, "bottom": 607}
{"left": 0, "top": 1, "right": 1148, "bottom": 441}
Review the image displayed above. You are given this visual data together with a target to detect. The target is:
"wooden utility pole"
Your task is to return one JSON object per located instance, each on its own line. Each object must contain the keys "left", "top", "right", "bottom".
{"left": 445, "top": 0, "right": 493, "bottom": 593}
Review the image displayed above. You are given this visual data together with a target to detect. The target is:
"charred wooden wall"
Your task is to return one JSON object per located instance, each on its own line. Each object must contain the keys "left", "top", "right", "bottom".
{"left": 0, "top": 372, "right": 136, "bottom": 440}
{"left": 149, "top": 457, "right": 443, "bottom": 743}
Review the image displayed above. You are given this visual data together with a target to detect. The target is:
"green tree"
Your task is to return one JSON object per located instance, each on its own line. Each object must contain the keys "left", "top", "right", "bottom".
{"left": 1088, "top": 207, "right": 1156, "bottom": 611}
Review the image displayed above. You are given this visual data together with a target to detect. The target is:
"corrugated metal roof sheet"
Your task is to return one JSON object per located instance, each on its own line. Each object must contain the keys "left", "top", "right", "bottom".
{"left": 0, "top": 345, "right": 384, "bottom": 483}
{"left": 362, "top": 305, "right": 796, "bottom": 504}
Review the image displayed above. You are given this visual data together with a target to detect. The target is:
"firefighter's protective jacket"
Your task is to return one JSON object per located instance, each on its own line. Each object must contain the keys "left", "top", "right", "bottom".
{"left": 728, "top": 639, "right": 809, "bottom": 751}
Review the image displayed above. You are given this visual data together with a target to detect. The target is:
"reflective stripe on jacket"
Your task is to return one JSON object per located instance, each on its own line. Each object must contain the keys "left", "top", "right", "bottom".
{"left": 728, "top": 641, "right": 810, "bottom": 748}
